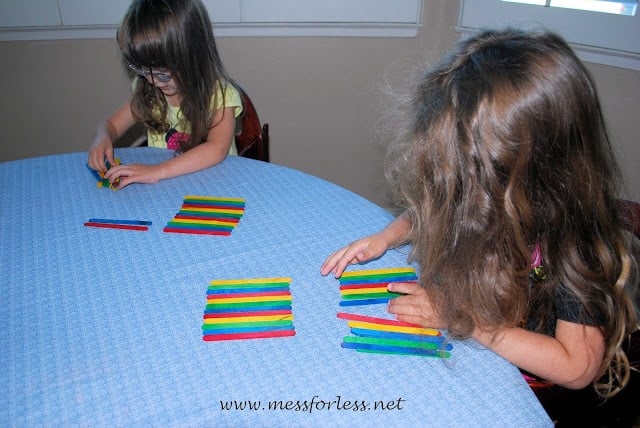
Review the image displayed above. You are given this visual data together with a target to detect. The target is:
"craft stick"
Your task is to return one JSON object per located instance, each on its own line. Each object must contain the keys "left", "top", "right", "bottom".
{"left": 88, "top": 218, "right": 152, "bottom": 226}
{"left": 206, "top": 286, "right": 290, "bottom": 295}
{"left": 202, "top": 330, "right": 296, "bottom": 341}
{"left": 350, "top": 328, "right": 445, "bottom": 343}
{"left": 162, "top": 227, "right": 232, "bottom": 236}
{"left": 181, "top": 203, "right": 245, "bottom": 211}
{"left": 205, "top": 301, "right": 292, "bottom": 310}
{"left": 341, "top": 292, "right": 400, "bottom": 300}
{"left": 207, "top": 295, "right": 293, "bottom": 305}
{"left": 184, "top": 195, "right": 245, "bottom": 203}
{"left": 207, "top": 290, "right": 291, "bottom": 299}
{"left": 178, "top": 210, "right": 243, "bottom": 219}
{"left": 210, "top": 278, "right": 292, "bottom": 286}
{"left": 169, "top": 217, "right": 237, "bottom": 225}
{"left": 202, "top": 325, "right": 295, "bottom": 335}
{"left": 204, "top": 309, "right": 292, "bottom": 318}
{"left": 204, "top": 304, "right": 292, "bottom": 314}
{"left": 340, "top": 286, "right": 390, "bottom": 294}
{"left": 338, "top": 312, "right": 422, "bottom": 328}
{"left": 337, "top": 312, "right": 425, "bottom": 327}
{"left": 178, "top": 207, "right": 244, "bottom": 215}
{"left": 339, "top": 281, "right": 416, "bottom": 290}
{"left": 345, "top": 345, "right": 451, "bottom": 358}
{"left": 339, "top": 298, "right": 391, "bottom": 306}
{"left": 339, "top": 275, "right": 418, "bottom": 285}
{"left": 343, "top": 335, "right": 451, "bottom": 351}
{"left": 347, "top": 320, "right": 440, "bottom": 336}
{"left": 85, "top": 163, "right": 102, "bottom": 181}
{"left": 84, "top": 222, "right": 148, "bottom": 231}
{"left": 174, "top": 214, "right": 240, "bottom": 223}
{"left": 341, "top": 341, "right": 450, "bottom": 358}
{"left": 341, "top": 267, "right": 416, "bottom": 277}
{"left": 165, "top": 222, "right": 235, "bottom": 231}
{"left": 202, "top": 318, "right": 293, "bottom": 326}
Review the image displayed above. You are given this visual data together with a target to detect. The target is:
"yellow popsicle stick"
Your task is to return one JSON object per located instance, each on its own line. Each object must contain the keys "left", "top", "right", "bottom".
{"left": 347, "top": 321, "right": 439, "bottom": 336}
{"left": 340, "top": 287, "right": 390, "bottom": 295}
{"left": 184, "top": 195, "right": 245, "bottom": 203}
{"left": 170, "top": 218, "right": 237, "bottom": 226}
{"left": 208, "top": 295, "right": 293, "bottom": 304}
{"left": 181, "top": 207, "right": 244, "bottom": 214}
{"left": 341, "top": 267, "right": 416, "bottom": 277}
{"left": 203, "top": 314, "right": 294, "bottom": 324}
{"left": 210, "top": 278, "right": 292, "bottom": 286}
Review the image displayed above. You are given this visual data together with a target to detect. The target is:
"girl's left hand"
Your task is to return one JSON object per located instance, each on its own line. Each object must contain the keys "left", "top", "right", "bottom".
{"left": 104, "top": 163, "right": 163, "bottom": 189}
{"left": 387, "top": 282, "right": 443, "bottom": 328}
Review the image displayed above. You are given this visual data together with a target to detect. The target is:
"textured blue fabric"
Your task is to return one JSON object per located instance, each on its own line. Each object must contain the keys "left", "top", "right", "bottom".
{"left": 1, "top": 148, "right": 552, "bottom": 427}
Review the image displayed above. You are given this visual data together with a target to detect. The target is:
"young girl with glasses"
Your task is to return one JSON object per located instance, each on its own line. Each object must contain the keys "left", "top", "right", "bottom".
{"left": 321, "top": 29, "right": 639, "bottom": 425}
{"left": 88, "top": 0, "right": 242, "bottom": 188}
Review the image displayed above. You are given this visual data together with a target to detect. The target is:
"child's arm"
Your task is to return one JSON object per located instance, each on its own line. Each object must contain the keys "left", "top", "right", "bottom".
{"left": 320, "top": 211, "right": 412, "bottom": 278}
{"left": 88, "top": 101, "right": 136, "bottom": 172}
{"left": 104, "top": 107, "right": 235, "bottom": 188}
{"left": 473, "top": 321, "right": 605, "bottom": 389}
{"left": 387, "top": 282, "right": 606, "bottom": 389}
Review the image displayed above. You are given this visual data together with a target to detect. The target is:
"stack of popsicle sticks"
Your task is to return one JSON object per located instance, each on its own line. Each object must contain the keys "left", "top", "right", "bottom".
{"left": 337, "top": 312, "right": 452, "bottom": 358}
{"left": 339, "top": 267, "right": 418, "bottom": 306}
{"left": 164, "top": 195, "right": 245, "bottom": 236}
{"left": 202, "top": 277, "right": 295, "bottom": 341}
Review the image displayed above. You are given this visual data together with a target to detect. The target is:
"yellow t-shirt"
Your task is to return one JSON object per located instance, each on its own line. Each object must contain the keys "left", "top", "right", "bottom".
{"left": 145, "top": 81, "right": 243, "bottom": 155}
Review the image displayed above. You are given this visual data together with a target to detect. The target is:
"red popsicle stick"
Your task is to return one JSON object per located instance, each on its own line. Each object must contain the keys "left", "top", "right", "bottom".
{"left": 84, "top": 222, "right": 148, "bottom": 231}
{"left": 202, "top": 330, "right": 296, "bottom": 341}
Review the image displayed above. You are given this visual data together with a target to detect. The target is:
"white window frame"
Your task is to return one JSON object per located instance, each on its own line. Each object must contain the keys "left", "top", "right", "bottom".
{"left": 0, "top": 0, "right": 423, "bottom": 41}
{"left": 457, "top": 0, "right": 640, "bottom": 70}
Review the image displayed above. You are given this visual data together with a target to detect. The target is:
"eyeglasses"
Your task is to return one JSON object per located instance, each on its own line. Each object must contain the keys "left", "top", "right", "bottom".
{"left": 127, "top": 63, "right": 172, "bottom": 83}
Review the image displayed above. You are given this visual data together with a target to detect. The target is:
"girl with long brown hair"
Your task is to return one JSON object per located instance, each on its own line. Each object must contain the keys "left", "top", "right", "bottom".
{"left": 88, "top": 0, "right": 241, "bottom": 189}
{"left": 322, "top": 28, "right": 639, "bottom": 423}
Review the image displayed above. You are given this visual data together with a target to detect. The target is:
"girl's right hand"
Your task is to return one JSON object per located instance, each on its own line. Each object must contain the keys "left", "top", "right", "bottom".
{"left": 320, "top": 233, "right": 390, "bottom": 278}
{"left": 88, "top": 133, "right": 115, "bottom": 173}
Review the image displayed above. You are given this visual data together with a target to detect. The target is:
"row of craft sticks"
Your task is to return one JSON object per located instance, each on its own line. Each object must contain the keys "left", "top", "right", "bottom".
{"left": 202, "top": 277, "right": 295, "bottom": 341}
{"left": 164, "top": 195, "right": 246, "bottom": 236}
{"left": 337, "top": 312, "right": 451, "bottom": 358}
{"left": 339, "top": 267, "right": 418, "bottom": 306}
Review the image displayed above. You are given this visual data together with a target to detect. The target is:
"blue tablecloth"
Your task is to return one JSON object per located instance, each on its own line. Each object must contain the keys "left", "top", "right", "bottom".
{"left": 1, "top": 148, "right": 551, "bottom": 427}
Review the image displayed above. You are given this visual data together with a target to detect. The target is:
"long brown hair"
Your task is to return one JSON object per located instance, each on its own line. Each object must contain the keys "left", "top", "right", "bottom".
{"left": 117, "top": 0, "right": 234, "bottom": 151}
{"left": 385, "top": 28, "right": 638, "bottom": 396}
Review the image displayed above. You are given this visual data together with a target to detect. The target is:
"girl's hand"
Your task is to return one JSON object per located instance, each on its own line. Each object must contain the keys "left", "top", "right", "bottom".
{"left": 88, "top": 135, "right": 115, "bottom": 173}
{"left": 320, "top": 233, "right": 390, "bottom": 278}
{"left": 387, "top": 282, "right": 443, "bottom": 328}
{"left": 104, "top": 163, "right": 163, "bottom": 189}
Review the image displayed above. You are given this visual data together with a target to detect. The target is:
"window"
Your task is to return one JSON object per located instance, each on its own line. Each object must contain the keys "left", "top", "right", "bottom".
{"left": 458, "top": 0, "right": 640, "bottom": 70}
{"left": 503, "top": 0, "right": 637, "bottom": 16}
{"left": 0, "top": 0, "right": 423, "bottom": 41}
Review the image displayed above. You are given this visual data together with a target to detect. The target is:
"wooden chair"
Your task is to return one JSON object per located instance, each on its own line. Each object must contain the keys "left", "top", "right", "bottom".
{"left": 235, "top": 86, "right": 269, "bottom": 162}
{"left": 129, "top": 86, "right": 270, "bottom": 163}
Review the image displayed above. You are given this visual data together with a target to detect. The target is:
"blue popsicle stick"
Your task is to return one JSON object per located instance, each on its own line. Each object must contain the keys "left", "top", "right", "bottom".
{"left": 89, "top": 218, "right": 152, "bottom": 226}
{"left": 341, "top": 341, "right": 450, "bottom": 358}
{"left": 339, "top": 298, "right": 391, "bottom": 306}
{"left": 85, "top": 163, "right": 102, "bottom": 181}
{"left": 350, "top": 328, "right": 451, "bottom": 349}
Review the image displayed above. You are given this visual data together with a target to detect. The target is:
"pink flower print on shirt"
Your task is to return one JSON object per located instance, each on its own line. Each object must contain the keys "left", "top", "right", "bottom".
{"left": 165, "top": 128, "right": 190, "bottom": 151}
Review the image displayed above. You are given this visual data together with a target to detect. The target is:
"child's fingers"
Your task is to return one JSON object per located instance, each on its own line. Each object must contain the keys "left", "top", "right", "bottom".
{"left": 320, "top": 247, "right": 350, "bottom": 276}
{"left": 387, "top": 281, "right": 422, "bottom": 295}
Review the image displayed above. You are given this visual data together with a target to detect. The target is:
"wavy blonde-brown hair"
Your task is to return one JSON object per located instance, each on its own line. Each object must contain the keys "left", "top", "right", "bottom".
{"left": 385, "top": 28, "right": 638, "bottom": 397}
